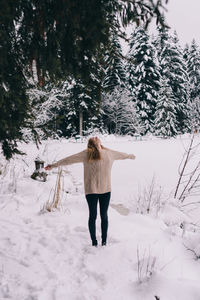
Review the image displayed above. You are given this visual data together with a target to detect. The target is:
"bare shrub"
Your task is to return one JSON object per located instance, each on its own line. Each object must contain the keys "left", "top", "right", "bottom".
{"left": 42, "top": 167, "right": 65, "bottom": 212}
{"left": 0, "top": 161, "right": 18, "bottom": 194}
{"left": 136, "top": 245, "right": 157, "bottom": 283}
{"left": 174, "top": 133, "right": 200, "bottom": 202}
{"left": 183, "top": 243, "right": 200, "bottom": 260}
{"left": 135, "top": 176, "right": 164, "bottom": 216}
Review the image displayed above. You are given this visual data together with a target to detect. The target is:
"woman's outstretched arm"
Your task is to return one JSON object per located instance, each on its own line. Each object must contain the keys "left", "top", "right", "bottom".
{"left": 108, "top": 148, "right": 136, "bottom": 161}
{"left": 45, "top": 150, "right": 86, "bottom": 170}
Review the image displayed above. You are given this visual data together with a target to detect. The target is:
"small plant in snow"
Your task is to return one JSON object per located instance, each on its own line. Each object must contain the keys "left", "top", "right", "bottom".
{"left": 0, "top": 267, "right": 10, "bottom": 298}
{"left": 135, "top": 176, "right": 164, "bottom": 216}
{"left": 41, "top": 167, "right": 64, "bottom": 212}
{"left": 183, "top": 243, "right": 200, "bottom": 260}
{"left": 0, "top": 160, "right": 18, "bottom": 194}
{"left": 136, "top": 245, "right": 157, "bottom": 283}
{"left": 183, "top": 227, "right": 200, "bottom": 260}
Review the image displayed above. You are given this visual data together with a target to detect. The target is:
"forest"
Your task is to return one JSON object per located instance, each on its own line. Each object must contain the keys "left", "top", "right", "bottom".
{"left": 15, "top": 27, "right": 200, "bottom": 145}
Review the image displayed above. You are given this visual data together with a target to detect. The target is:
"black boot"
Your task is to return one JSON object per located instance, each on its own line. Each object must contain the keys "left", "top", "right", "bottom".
{"left": 92, "top": 240, "right": 98, "bottom": 247}
{"left": 102, "top": 241, "right": 106, "bottom": 246}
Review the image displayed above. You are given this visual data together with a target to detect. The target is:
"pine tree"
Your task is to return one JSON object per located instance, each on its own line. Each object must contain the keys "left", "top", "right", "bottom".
{"left": 60, "top": 79, "right": 92, "bottom": 136}
{"left": 56, "top": 43, "right": 108, "bottom": 138}
{"left": 127, "top": 26, "right": 161, "bottom": 134}
{"left": 189, "top": 97, "right": 200, "bottom": 132}
{"left": 103, "top": 32, "right": 126, "bottom": 92}
{"left": 0, "top": 15, "right": 30, "bottom": 159}
{"left": 154, "top": 79, "right": 178, "bottom": 137}
{"left": 156, "top": 28, "right": 189, "bottom": 133}
{"left": 57, "top": 76, "right": 103, "bottom": 137}
{"left": 187, "top": 39, "right": 200, "bottom": 100}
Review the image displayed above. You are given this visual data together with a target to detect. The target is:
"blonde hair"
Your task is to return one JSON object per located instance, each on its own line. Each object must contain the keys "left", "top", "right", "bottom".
{"left": 87, "top": 138, "right": 102, "bottom": 161}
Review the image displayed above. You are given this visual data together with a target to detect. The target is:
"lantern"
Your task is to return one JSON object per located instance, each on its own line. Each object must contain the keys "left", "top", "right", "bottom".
{"left": 31, "top": 156, "right": 47, "bottom": 182}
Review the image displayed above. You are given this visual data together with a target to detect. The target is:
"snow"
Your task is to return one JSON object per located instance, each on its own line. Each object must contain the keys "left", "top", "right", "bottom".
{"left": 1, "top": 135, "right": 200, "bottom": 300}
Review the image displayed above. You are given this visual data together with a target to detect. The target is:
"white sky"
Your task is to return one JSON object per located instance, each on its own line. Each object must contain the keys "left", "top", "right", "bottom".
{"left": 162, "top": 0, "right": 200, "bottom": 45}
{"left": 121, "top": 0, "right": 200, "bottom": 54}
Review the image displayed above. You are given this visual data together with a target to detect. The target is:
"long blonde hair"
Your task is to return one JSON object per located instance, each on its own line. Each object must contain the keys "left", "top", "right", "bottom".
{"left": 87, "top": 138, "right": 102, "bottom": 162}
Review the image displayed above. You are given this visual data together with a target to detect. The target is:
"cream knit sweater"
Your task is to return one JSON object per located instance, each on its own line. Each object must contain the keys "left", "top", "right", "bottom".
{"left": 51, "top": 148, "right": 135, "bottom": 195}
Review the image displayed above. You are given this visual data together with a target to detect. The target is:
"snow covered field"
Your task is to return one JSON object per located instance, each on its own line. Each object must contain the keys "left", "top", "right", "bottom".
{"left": 1, "top": 135, "right": 200, "bottom": 300}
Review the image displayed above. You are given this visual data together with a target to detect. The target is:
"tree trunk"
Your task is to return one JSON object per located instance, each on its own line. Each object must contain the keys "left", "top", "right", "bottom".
{"left": 79, "top": 110, "right": 83, "bottom": 136}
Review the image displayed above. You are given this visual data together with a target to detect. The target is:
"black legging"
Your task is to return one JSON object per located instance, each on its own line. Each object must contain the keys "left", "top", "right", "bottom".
{"left": 86, "top": 192, "right": 111, "bottom": 243}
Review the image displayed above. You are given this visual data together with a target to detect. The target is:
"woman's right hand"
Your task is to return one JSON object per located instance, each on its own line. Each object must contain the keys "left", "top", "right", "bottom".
{"left": 45, "top": 164, "right": 53, "bottom": 171}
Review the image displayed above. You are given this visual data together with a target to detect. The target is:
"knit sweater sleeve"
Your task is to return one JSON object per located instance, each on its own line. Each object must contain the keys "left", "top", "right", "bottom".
{"left": 108, "top": 149, "right": 135, "bottom": 161}
{"left": 51, "top": 150, "right": 86, "bottom": 168}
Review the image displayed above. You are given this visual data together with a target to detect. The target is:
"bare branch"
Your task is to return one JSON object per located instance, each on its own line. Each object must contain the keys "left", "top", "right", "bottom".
{"left": 174, "top": 134, "right": 195, "bottom": 198}
{"left": 183, "top": 243, "right": 200, "bottom": 260}
{"left": 179, "top": 162, "right": 200, "bottom": 201}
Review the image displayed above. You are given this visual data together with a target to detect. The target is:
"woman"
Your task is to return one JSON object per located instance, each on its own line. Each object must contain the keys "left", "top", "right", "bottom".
{"left": 45, "top": 137, "right": 136, "bottom": 247}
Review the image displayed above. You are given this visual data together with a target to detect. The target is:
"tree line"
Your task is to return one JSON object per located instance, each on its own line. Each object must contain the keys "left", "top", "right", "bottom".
{"left": 26, "top": 26, "right": 200, "bottom": 141}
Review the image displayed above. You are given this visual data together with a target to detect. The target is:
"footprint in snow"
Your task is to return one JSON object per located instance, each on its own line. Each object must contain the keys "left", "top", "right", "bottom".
{"left": 87, "top": 270, "right": 107, "bottom": 287}
{"left": 23, "top": 218, "right": 33, "bottom": 224}
{"left": 74, "top": 226, "right": 87, "bottom": 233}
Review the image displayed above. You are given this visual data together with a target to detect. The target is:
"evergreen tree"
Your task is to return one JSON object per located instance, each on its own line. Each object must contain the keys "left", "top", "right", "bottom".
{"left": 156, "top": 28, "right": 189, "bottom": 133}
{"left": 187, "top": 39, "right": 200, "bottom": 100}
{"left": 103, "top": 32, "right": 126, "bottom": 92}
{"left": 58, "top": 79, "right": 92, "bottom": 136}
{"left": 127, "top": 26, "right": 161, "bottom": 134}
{"left": 183, "top": 40, "right": 200, "bottom": 132}
{"left": 154, "top": 79, "right": 178, "bottom": 137}
{"left": 188, "top": 97, "right": 200, "bottom": 131}
{"left": 56, "top": 45, "right": 107, "bottom": 137}
{"left": 57, "top": 76, "right": 102, "bottom": 137}
{"left": 0, "top": 3, "right": 30, "bottom": 159}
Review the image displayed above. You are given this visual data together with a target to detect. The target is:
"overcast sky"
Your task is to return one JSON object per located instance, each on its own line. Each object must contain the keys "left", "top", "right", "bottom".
{"left": 122, "top": 0, "right": 200, "bottom": 54}
{"left": 162, "top": 0, "right": 200, "bottom": 44}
